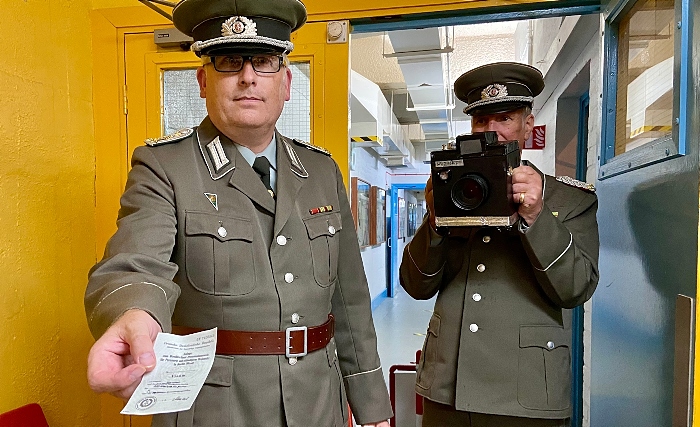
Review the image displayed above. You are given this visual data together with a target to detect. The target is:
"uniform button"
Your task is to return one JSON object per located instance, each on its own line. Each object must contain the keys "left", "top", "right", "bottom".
{"left": 217, "top": 226, "right": 227, "bottom": 238}
{"left": 469, "top": 323, "right": 479, "bottom": 333}
{"left": 291, "top": 313, "right": 300, "bottom": 324}
{"left": 328, "top": 225, "right": 336, "bottom": 235}
{"left": 482, "top": 236, "right": 491, "bottom": 243}
{"left": 472, "top": 293, "right": 482, "bottom": 302}
{"left": 547, "top": 341, "right": 555, "bottom": 350}
{"left": 276, "top": 235, "right": 287, "bottom": 246}
{"left": 476, "top": 264, "right": 486, "bottom": 273}
{"left": 284, "top": 273, "right": 294, "bottom": 283}
{"left": 288, "top": 357, "right": 298, "bottom": 365}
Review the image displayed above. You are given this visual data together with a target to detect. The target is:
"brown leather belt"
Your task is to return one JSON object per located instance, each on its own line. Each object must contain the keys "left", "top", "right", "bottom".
{"left": 172, "top": 315, "right": 334, "bottom": 358}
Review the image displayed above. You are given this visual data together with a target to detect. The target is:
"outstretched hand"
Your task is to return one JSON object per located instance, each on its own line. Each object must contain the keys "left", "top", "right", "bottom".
{"left": 87, "top": 309, "right": 162, "bottom": 400}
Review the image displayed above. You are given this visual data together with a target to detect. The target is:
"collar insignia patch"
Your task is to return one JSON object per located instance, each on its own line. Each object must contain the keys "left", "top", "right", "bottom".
{"left": 207, "top": 136, "right": 230, "bottom": 171}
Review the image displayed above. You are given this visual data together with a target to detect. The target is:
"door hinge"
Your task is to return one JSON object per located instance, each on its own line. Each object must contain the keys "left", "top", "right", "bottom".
{"left": 123, "top": 84, "right": 128, "bottom": 115}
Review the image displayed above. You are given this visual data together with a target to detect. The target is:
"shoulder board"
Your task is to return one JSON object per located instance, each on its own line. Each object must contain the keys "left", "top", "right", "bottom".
{"left": 555, "top": 176, "right": 596, "bottom": 193}
{"left": 293, "top": 138, "right": 331, "bottom": 156}
{"left": 144, "top": 128, "right": 194, "bottom": 147}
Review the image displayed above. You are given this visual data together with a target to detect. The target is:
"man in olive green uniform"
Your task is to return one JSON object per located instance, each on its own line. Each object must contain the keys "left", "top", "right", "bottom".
{"left": 84, "top": 1, "right": 392, "bottom": 426}
{"left": 400, "top": 62, "right": 599, "bottom": 427}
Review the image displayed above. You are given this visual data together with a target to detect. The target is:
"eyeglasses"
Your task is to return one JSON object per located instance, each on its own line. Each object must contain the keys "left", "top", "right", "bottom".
{"left": 206, "top": 54, "right": 284, "bottom": 73}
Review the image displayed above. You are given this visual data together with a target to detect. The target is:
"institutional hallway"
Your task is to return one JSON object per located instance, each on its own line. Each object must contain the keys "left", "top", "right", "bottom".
{"left": 372, "top": 277, "right": 436, "bottom": 383}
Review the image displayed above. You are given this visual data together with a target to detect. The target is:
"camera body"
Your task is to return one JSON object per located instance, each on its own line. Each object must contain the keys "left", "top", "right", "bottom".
{"left": 431, "top": 131, "right": 520, "bottom": 227}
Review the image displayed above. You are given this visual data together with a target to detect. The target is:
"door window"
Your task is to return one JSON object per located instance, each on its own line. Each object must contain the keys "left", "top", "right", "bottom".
{"left": 162, "top": 62, "right": 311, "bottom": 141}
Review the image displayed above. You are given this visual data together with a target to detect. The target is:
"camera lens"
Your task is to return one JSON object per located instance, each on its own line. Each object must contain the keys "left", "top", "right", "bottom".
{"left": 451, "top": 174, "right": 488, "bottom": 210}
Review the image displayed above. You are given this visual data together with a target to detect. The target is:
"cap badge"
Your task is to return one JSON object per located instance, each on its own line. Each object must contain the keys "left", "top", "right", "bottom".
{"left": 481, "top": 83, "right": 508, "bottom": 100}
{"left": 222, "top": 16, "right": 257, "bottom": 37}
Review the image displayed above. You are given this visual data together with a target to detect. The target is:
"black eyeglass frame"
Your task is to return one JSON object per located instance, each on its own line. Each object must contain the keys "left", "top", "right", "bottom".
{"left": 206, "top": 54, "right": 285, "bottom": 74}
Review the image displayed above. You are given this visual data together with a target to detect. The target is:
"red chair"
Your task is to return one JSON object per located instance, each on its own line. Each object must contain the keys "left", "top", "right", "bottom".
{"left": 0, "top": 404, "right": 49, "bottom": 427}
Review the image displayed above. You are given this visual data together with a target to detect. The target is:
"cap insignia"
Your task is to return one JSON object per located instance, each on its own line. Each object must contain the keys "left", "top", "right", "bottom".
{"left": 222, "top": 16, "right": 257, "bottom": 38}
{"left": 481, "top": 83, "right": 508, "bottom": 100}
{"left": 555, "top": 176, "right": 596, "bottom": 193}
{"left": 144, "top": 128, "right": 193, "bottom": 146}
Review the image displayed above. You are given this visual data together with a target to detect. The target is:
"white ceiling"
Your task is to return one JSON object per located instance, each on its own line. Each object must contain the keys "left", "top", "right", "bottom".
{"left": 350, "top": 21, "right": 526, "bottom": 166}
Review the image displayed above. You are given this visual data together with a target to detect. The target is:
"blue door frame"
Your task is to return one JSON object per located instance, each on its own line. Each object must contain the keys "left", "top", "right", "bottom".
{"left": 570, "top": 91, "right": 590, "bottom": 427}
{"left": 388, "top": 183, "right": 426, "bottom": 297}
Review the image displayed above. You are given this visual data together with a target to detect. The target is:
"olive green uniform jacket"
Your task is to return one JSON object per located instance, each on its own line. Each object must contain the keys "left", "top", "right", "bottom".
{"left": 400, "top": 171, "right": 598, "bottom": 420}
{"left": 85, "top": 117, "right": 393, "bottom": 427}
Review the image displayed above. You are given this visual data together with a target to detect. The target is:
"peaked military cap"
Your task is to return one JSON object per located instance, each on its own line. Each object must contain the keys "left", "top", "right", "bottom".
{"left": 172, "top": 0, "right": 307, "bottom": 56}
{"left": 454, "top": 62, "right": 545, "bottom": 116}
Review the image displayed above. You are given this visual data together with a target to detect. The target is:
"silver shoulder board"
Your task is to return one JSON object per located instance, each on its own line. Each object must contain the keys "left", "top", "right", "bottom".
{"left": 145, "top": 128, "right": 194, "bottom": 147}
{"left": 293, "top": 138, "right": 331, "bottom": 156}
{"left": 555, "top": 176, "right": 596, "bottom": 193}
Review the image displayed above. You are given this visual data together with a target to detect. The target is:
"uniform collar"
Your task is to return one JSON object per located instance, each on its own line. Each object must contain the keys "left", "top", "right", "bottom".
{"left": 234, "top": 135, "right": 278, "bottom": 172}
{"left": 196, "top": 116, "right": 236, "bottom": 181}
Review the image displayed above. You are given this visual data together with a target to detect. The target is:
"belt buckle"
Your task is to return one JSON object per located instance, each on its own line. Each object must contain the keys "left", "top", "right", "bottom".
{"left": 285, "top": 326, "right": 308, "bottom": 358}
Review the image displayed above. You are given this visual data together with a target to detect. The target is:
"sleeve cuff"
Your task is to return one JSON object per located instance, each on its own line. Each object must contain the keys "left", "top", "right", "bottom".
{"left": 344, "top": 367, "right": 394, "bottom": 424}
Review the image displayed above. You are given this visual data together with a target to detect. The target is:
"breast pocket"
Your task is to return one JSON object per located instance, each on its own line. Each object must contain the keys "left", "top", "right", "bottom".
{"left": 303, "top": 212, "right": 342, "bottom": 287}
{"left": 185, "top": 211, "right": 255, "bottom": 296}
{"left": 517, "top": 325, "right": 571, "bottom": 411}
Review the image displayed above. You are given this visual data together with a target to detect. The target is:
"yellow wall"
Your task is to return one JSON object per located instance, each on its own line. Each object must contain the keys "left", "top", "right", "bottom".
{"left": 0, "top": 0, "right": 100, "bottom": 426}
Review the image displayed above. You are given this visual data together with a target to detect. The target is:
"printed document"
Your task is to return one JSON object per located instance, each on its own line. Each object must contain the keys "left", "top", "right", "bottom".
{"left": 121, "top": 328, "right": 217, "bottom": 415}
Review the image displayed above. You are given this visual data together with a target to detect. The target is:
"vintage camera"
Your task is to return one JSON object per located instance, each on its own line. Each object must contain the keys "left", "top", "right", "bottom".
{"left": 431, "top": 131, "right": 520, "bottom": 227}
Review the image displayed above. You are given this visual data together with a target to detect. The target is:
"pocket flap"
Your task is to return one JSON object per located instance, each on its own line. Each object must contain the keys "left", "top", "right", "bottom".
{"left": 427, "top": 313, "right": 441, "bottom": 337}
{"left": 519, "top": 325, "right": 570, "bottom": 350}
{"left": 303, "top": 212, "right": 343, "bottom": 239}
{"left": 185, "top": 211, "right": 252, "bottom": 242}
{"left": 204, "top": 356, "right": 234, "bottom": 386}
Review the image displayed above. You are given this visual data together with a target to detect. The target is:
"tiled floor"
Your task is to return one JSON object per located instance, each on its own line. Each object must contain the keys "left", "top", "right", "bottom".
{"left": 372, "top": 284, "right": 436, "bottom": 383}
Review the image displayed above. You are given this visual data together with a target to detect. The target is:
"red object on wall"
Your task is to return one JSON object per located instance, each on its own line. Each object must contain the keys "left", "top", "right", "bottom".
{"left": 524, "top": 124, "right": 546, "bottom": 149}
{"left": 0, "top": 404, "right": 49, "bottom": 427}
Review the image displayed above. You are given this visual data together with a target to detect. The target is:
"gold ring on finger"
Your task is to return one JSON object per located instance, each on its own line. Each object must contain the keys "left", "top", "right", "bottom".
{"left": 519, "top": 192, "right": 525, "bottom": 204}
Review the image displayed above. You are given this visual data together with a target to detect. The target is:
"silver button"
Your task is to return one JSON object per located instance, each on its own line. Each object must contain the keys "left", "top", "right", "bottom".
{"left": 546, "top": 341, "right": 555, "bottom": 350}
{"left": 469, "top": 323, "right": 479, "bottom": 333}
{"left": 217, "top": 226, "right": 227, "bottom": 238}
{"left": 276, "top": 235, "right": 287, "bottom": 246}
{"left": 291, "top": 313, "right": 300, "bottom": 324}
{"left": 482, "top": 236, "right": 491, "bottom": 243}
{"left": 477, "top": 264, "right": 486, "bottom": 273}
{"left": 472, "top": 293, "right": 482, "bottom": 302}
{"left": 284, "top": 273, "right": 294, "bottom": 283}
{"left": 328, "top": 225, "right": 336, "bottom": 235}
{"left": 288, "top": 357, "right": 298, "bottom": 365}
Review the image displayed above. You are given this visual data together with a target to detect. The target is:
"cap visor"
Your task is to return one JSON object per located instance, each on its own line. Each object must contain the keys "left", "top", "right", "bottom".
{"left": 466, "top": 101, "right": 531, "bottom": 116}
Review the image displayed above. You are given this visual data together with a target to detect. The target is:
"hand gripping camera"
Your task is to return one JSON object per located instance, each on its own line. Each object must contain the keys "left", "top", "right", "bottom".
{"left": 430, "top": 131, "right": 520, "bottom": 227}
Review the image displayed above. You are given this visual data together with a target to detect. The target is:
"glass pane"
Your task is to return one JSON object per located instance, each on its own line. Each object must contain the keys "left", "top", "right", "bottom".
{"left": 162, "top": 61, "right": 311, "bottom": 142}
{"left": 357, "top": 181, "right": 371, "bottom": 247}
{"left": 279, "top": 62, "right": 311, "bottom": 142}
{"left": 163, "top": 69, "right": 207, "bottom": 134}
{"left": 615, "top": 0, "right": 675, "bottom": 155}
